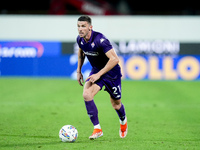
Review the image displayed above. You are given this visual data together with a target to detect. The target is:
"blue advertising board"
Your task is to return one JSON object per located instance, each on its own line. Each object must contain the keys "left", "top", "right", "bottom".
{"left": 120, "top": 55, "right": 200, "bottom": 80}
{"left": 0, "top": 41, "right": 200, "bottom": 80}
{"left": 0, "top": 41, "right": 61, "bottom": 58}
{"left": 70, "top": 55, "right": 200, "bottom": 80}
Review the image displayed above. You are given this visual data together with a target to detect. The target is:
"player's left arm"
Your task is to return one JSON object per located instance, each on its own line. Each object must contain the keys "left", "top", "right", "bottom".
{"left": 86, "top": 49, "right": 119, "bottom": 83}
{"left": 98, "top": 48, "right": 119, "bottom": 76}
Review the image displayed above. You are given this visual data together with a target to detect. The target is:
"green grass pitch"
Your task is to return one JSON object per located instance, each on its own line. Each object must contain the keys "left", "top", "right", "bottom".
{"left": 0, "top": 78, "right": 200, "bottom": 150}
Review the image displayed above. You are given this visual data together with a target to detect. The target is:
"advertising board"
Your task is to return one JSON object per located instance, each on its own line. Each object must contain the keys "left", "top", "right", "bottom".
{"left": 1, "top": 40, "right": 200, "bottom": 80}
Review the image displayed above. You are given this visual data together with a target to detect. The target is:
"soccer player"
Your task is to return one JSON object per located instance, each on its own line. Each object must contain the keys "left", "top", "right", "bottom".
{"left": 76, "top": 15, "right": 127, "bottom": 139}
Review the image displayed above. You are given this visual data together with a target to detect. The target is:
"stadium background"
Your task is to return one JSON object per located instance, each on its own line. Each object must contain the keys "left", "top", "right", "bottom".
{"left": 1, "top": 1, "right": 200, "bottom": 150}
{"left": 0, "top": 0, "right": 200, "bottom": 80}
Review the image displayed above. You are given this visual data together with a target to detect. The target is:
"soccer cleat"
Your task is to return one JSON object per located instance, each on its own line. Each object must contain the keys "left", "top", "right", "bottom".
{"left": 89, "top": 129, "right": 103, "bottom": 140}
{"left": 119, "top": 117, "right": 128, "bottom": 138}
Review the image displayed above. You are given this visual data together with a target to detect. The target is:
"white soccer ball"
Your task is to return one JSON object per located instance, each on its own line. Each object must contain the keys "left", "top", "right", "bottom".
{"left": 59, "top": 125, "right": 78, "bottom": 142}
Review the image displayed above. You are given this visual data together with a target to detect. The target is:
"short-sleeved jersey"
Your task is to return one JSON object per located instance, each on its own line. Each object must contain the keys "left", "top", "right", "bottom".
{"left": 77, "top": 30, "right": 121, "bottom": 79}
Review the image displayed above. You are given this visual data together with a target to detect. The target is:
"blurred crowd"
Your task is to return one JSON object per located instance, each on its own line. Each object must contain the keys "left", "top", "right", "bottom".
{"left": 0, "top": 0, "right": 199, "bottom": 15}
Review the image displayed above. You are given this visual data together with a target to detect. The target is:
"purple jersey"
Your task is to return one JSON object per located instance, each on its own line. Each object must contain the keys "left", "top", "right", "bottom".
{"left": 77, "top": 30, "right": 122, "bottom": 79}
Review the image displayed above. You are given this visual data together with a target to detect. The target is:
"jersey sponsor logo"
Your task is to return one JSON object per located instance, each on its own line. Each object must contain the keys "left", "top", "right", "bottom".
{"left": 83, "top": 51, "right": 99, "bottom": 56}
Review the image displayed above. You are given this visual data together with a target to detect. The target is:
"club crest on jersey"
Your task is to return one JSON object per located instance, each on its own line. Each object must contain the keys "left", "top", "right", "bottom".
{"left": 91, "top": 42, "right": 95, "bottom": 48}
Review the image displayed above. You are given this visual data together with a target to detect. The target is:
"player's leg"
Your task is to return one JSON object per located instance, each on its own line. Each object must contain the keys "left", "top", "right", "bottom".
{"left": 110, "top": 97, "right": 128, "bottom": 138}
{"left": 83, "top": 81, "right": 103, "bottom": 139}
{"left": 102, "top": 76, "right": 128, "bottom": 138}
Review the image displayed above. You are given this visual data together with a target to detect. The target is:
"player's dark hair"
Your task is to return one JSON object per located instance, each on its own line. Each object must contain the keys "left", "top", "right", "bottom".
{"left": 78, "top": 15, "right": 92, "bottom": 25}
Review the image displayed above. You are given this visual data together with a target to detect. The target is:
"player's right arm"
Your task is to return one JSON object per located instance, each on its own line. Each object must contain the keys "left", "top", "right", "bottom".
{"left": 77, "top": 48, "right": 85, "bottom": 86}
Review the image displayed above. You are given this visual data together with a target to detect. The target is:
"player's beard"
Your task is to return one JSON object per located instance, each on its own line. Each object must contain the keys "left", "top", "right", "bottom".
{"left": 83, "top": 31, "right": 90, "bottom": 41}
{"left": 79, "top": 32, "right": 84, "bottom": 37}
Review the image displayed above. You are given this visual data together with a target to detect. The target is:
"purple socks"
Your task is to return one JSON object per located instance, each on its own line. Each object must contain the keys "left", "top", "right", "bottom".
{"left": 85, "top": 100, "right": 99, "bottom": 126}
{"left": 85, "top": 100, "right": 126, "bottom": 125}
{"left": 116, "top": 103, "right": 126, "bottom": 121}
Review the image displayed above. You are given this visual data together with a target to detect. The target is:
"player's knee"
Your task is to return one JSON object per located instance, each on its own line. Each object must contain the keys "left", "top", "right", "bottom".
{"left": 112, "top": 102, "right": 121, "bottom": 110}
{"left": 112, "top": 104, "right": 121, "bottom": 110}
{"left": 83, "top": 90, "right": 93, "bottom": 101}
{"left": 110, "top": 98, "right": 121, "bottom": 110}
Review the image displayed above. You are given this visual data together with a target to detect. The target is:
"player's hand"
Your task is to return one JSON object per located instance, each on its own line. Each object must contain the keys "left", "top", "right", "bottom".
{"left": 77, "top": 72, "right": 84, "bottom": 86}
{"left": 85, "top": 73, "right": 100, "bottom": 83}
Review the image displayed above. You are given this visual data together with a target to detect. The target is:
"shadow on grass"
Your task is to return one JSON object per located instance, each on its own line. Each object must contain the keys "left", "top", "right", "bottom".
{"left": 0, "top": 133, "right": 109, "bottom": 148}
{"left": 0, "top": 134, "right": 60, "bottom": 148}
{"left": 0, "top": 133, "right": 56, "bottom": 139}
